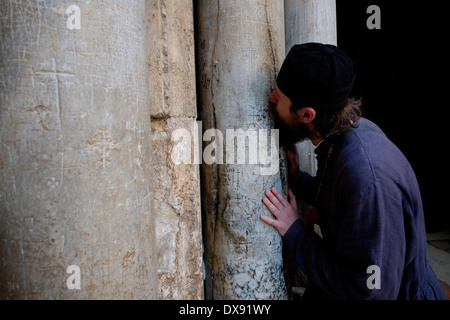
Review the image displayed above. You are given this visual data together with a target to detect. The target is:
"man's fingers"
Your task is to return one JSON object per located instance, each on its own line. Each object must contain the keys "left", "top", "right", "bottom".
{"left": 287, "top": 149, "right": 296, "bottom": 164}
{"left": 287, "top": 149, "right": 294, "bottom": 160}
{"left": 262, "top": 197, "right": 280, "bottom": 217}
{"left": 261, "top": 187, "right": 298, "bottom": 237}
{"left": 287, "top": 147, "right": 300, "bottom": 180}
{"left": 290, "top": 143, "right": 298, "bottom": 154}
{"left": 270, "top": 187, "right": 290, "bottom": 207}
{"left": 288, "top": 189, "right": 297, "bottom": 210}
{"left": 260, "top": 213, "right": 279, "bottom": 229}
{"left": 264, "top": 189, "right": 283, "bottom": 210}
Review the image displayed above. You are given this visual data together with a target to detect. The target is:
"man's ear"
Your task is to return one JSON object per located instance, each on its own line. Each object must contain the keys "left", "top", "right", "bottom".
{"left": 295, "top": 107, "right": 316, "bottom": 124}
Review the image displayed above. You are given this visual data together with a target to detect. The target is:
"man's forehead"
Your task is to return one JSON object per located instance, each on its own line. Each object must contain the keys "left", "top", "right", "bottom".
{"left": 275, "top": 84, "right": 289, "bottom": 100}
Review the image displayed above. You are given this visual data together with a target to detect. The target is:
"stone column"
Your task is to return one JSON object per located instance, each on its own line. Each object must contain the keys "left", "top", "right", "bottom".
{"left": 282, "top": 0, "right": 337, "bottom": 294}
{"left": 0, "top": 0, "right": 156, "bottom": 299}
{"left": 197, "top": 0, "right": 287, "bottom": 300}
{"left": 148, "top": 0, "right": 204, "bottom": 299}
{"left": 285, "top": 0, "right": 337, "bottom": 47}
{"left": 284, "top": 0, "right": 337, "bottom": 208}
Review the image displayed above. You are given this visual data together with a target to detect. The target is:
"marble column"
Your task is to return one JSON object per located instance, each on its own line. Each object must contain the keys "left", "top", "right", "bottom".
{"left": 0, "top": 0, "right": 156, "bottom": 299}
{"left": 197, "top": 0, "right": 287, "bottom": 300}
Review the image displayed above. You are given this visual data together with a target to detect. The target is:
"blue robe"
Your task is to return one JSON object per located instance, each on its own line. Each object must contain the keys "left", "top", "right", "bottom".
{"left": 284, "top": 118, "right": 446, "bottom": 300}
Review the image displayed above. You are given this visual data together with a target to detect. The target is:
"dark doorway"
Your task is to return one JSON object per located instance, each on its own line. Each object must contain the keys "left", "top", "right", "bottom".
{"left": 336, "top": 0, "right": 450, "bottom": 232}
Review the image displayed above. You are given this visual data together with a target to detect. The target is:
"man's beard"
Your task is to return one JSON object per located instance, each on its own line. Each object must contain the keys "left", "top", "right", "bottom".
{"left": 270, "top": 102, "right": 311, "bottom": 147}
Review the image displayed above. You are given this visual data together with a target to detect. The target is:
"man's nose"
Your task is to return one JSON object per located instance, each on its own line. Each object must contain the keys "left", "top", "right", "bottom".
{"left": 269, "top": 90, "right": 278, "bottom": 104}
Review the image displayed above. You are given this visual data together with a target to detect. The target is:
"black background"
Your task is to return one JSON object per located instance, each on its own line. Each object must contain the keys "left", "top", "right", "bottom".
{"left": 336, "top": 0, "right": 450, "bottom": 231}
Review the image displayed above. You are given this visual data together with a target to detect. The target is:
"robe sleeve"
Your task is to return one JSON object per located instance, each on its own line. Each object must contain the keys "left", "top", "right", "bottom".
{"left": 283, "top": 181, "right": 406, "bottom": 299}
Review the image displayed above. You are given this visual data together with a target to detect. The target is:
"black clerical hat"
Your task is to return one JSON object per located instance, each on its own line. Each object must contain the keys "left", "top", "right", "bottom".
{"left": 276, "top": 43, "right": 356, "bottom": 111}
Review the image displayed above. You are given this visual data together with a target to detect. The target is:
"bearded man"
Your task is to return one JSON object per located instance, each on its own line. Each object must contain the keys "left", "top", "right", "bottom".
{"left": 260, "top": 43, "right": 446, "bottom": 300}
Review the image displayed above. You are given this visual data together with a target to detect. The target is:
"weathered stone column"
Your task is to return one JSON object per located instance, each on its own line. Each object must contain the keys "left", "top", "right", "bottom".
{"left": 282, "top": 0, "right": 337, "bottom": 293}
{"left": 197, "top": 0, "right": 287, "bottom": 299}
{"left": 0, "top": 1, "right": 156, "bottom": 299}
{"left": 285, "top": 0, "right": 337, "bottom": 47}
{"left": 284, "top": 0, "right": 337, "bottom": 206}
{"left": 148, "top": 0, "right": 204, "bottom": 299}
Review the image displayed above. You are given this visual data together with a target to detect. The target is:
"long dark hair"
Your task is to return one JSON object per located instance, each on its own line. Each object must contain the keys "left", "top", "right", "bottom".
{"left": 291, "top": 97, "right": 363, "bottom": 138}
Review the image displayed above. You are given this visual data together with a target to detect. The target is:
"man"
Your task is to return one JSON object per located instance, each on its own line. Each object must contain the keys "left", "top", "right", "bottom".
{"left": 260, "top": 42, "right": 446, "bottom": 300}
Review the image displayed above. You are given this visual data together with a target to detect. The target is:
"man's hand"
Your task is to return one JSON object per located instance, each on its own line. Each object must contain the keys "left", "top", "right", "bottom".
{"left": 287, "top": 144, "right": 301, "bottom": 181}
{"left": 260, "top": 187, "right": 299, "bottom": 236}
